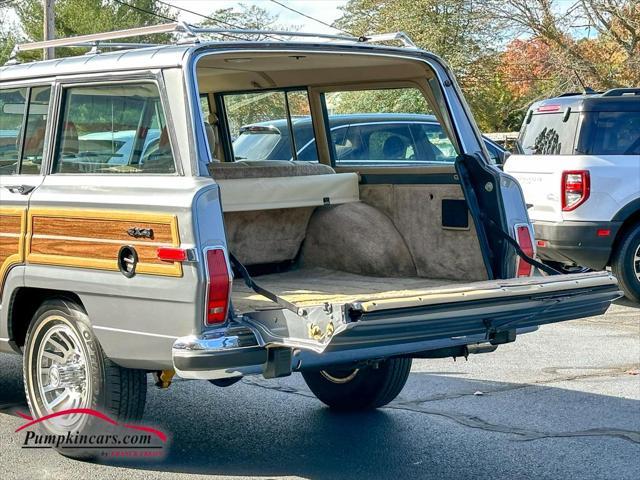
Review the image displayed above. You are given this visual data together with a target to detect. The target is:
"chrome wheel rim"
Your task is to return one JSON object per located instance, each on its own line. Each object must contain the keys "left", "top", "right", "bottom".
{"left": 34, "top": 319, "right": 90, "bottom": 429}
{"left": 634, "top": 244, "right": 640, "bottom": 282}
{"left": 320, "top": 368, "right": 359, "bottom": 384}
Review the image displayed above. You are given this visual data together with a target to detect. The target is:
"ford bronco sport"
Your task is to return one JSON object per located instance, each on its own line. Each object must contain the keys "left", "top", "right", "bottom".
{"left": 0, "top": 24, "right": 620, "bottom": 452}
{"left": 505, "top": 89, "right": 640, "bottom": 301}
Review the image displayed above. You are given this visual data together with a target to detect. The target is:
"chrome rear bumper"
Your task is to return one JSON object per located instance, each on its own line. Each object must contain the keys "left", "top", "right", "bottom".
{"left": 172, "top": 326, "right": 266, "bottom": 380}
{"left": 171, "top": 322, "right": 537, "bottom": 380}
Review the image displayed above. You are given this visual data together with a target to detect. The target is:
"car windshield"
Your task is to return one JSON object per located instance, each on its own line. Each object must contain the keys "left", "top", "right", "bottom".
{"left": 232, "top": 128, "right": 282, "bottom": 160}
{"left": 518, "top": 112, "right": 579, "bottom": 155}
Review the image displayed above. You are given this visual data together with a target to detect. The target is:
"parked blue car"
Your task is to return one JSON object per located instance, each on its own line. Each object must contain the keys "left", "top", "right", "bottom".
{"left": 232, "top": 113, "right": 509, "bottom": 165}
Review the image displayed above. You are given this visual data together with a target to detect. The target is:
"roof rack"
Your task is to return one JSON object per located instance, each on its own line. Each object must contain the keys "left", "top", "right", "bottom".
{"left": 5, "top": 22, "right": 418, "bottom": 65}
{"left": 601, "top": 88, "right": 640, "bottom": 97}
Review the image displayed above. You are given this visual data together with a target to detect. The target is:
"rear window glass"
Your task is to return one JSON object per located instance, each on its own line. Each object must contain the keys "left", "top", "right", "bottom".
{"left": 223, "top": 90, "right": 317, "bottom": 162}
{"left": 233, "top": 128, "right": 282, "bottom": 160}
{"left": 519, "top": 112, "right": 578, "bottom": 155}
{"left": 578, "top": 111, "right": 640, "bottom": 155}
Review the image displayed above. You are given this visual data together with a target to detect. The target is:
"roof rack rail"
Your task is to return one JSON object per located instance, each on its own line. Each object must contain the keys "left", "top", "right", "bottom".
{"left": 5, "top": 22, "right": 418, "bottom": 65}
{"left": 357, "top": 32, "right": 417, "bottom": 48}
{"left": 601, "top": 87, "right": 640, "bottom": 97}
{"left": 557, "top": 89, "right": 599, "bottom": 97}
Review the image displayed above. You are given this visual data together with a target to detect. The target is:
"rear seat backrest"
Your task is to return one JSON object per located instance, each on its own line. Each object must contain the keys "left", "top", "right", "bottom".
{"left": 208, "top": 161, "right": 335, "bottom": 179}
{"left": 203, "top": 122, "right": 217, "bottom": 160}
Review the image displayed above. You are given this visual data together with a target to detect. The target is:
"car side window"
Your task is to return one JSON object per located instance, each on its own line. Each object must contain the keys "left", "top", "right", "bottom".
{"left": 323, "top": 87, "right": 458, "bottom": 167}
{"left": 367, "top": 125, "right": 416, "bottom": 160}
{"left": 415, "top": 123, "right": 457, "bottom": 163}
{"left": 578, "top": 111, "right": 640, "bottom": 155}
{"left": 484, "top": 141, "right": 500, "bottom": 163}
{"left": 0, "top": 86, "right": 51, "bottom": 175}
{"left": 53, "top": 83, "right": 175, "bottom": 174}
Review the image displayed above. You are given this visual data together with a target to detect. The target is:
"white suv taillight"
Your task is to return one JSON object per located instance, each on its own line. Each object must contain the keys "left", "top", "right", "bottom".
{"left": 515, "top": 224, "right": 535, "bottom": 277}
{"left": 204, "top": 248, "right": 232, "bottom": 325}
{"left": 562, "top": 170, "right": 590, "bottom": 211}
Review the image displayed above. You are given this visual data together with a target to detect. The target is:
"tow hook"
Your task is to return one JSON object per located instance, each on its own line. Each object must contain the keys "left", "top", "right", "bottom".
{"left": 153, "top": 369, "right": 175, "bottom": 389}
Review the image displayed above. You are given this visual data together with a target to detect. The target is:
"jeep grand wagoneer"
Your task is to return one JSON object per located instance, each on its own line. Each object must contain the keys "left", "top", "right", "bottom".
{"left": 0, "top": 23, "right": 620, "bottom": 455}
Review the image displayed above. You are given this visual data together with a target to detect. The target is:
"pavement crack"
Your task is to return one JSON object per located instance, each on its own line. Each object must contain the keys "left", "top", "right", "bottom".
{"left": 386, "top": 404, "right": 640, "bottom": 445}
{"left": 241, "top": 377, "right": 640, "bottom": 446}
{"left": 241, "top": 378, "right": 315, "bottom": 398}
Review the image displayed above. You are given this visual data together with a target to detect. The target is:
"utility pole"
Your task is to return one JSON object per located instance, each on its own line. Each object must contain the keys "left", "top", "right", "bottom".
{"left": 43, "top": 0, "right": 55, "bottom": 60}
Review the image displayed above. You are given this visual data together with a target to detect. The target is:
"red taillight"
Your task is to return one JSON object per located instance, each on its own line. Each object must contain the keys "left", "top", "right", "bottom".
{"left": 562, "top": 170, "right": 590, "bottom": 211}
{"left": 157, "top": 247, "right": 187, "bottom": 262}
{"left": 204, "top": 249, "right": 231, "bottom": 325}
{"left": 515, "top": 224, "right": 534, "bottom": 277}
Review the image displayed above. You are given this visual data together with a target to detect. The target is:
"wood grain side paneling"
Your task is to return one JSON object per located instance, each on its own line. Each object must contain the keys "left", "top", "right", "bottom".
{"left": 26, "top": 208, "right": 183, "bottom": 277}
{"left": 31, "top": 216, "right": 174, "bottom": 243}
{"left": 0, "top": 207, "right": 26, "bottom": 292}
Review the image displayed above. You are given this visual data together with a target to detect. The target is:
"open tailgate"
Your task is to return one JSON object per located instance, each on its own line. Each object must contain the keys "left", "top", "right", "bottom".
{"left": 239, "top": 271, "right": 620, "bottom": 354}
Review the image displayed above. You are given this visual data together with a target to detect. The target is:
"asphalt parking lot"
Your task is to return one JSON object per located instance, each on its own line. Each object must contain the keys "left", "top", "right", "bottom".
{"left": 0, "top": 299, "right": 638, "bottom": 480}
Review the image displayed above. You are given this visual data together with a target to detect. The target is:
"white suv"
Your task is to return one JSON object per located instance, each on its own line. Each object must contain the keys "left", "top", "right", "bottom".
{"left": 505, "top": 88, "right": 640, "bottom": 301}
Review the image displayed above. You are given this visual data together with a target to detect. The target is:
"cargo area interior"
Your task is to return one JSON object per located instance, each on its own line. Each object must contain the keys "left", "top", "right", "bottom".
{"left": 196, "top": 51, "right": 488, "bottom": 313}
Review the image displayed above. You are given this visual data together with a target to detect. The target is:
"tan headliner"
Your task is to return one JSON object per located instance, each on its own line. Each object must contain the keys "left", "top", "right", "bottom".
{"left": 196, "top": 52, "right": 432, "bottom": 92}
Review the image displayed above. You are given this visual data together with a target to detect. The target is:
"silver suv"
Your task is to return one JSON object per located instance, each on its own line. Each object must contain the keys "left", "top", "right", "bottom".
{"left": 0, "top": 24, "right": 620, "bottom": 454}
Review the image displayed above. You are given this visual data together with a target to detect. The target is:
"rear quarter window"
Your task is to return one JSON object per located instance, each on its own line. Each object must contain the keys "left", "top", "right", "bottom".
{"left": 577, "top": 111, "right": 640, "bottom": 155}
{"left": 53, "top": 82, "right": 175, "bottom": 174}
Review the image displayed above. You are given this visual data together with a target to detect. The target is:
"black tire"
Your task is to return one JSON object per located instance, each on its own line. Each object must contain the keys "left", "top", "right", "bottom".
{"left": 611, "top": 223, "right": 640, "bottom": 303}
{"left": 23, "top": 298, "right": 147, "bottom": 458}
{"left": 301, "top": 358, "right": 412, "bottom": 410}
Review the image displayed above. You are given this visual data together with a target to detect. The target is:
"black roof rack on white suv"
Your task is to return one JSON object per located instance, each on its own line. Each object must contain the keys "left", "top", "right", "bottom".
{"left": 601, "top": 88, "right": 640, "bottom": 96}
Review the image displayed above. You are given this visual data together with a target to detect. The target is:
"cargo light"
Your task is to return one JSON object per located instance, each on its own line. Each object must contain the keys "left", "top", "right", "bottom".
{"left": 515, "top": 224, "right": 535, "bottom": 277}
{"left": 562, "top": 170, "right": 590, "bottom": 211}
{"left": 204, "top": 248, "right": 232, "bottom": 325}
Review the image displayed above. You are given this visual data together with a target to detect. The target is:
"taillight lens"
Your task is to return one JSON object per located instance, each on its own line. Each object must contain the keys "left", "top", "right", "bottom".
{"left": 562, "top": 170, "right": 590, "bottom": 211}
{"left": 157, "top": 247, "right": 187, "bottom": 262}
{"left": 204, "top": 249, "right": 231, "bottom": 325}
{"left": 515, "top": 224, "right": 534, "bottom": 277}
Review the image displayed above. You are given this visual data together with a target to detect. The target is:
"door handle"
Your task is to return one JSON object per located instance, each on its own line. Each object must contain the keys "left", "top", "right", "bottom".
{"left": 3, "top": 185, "right": 36, "bottom": 195}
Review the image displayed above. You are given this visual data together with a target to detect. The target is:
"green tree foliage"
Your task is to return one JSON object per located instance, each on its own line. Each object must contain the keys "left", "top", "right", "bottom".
{"left": 327, "top": 88, "right": 431, "bottom": 116}
{"left": 336, "top": 0, "right": 499, "bottom": 76}
{"left": 334, "top": 0, "right": 514, "bottom": 130}
{"left": 200, "top": 4, "right": 293, "bottom": 40}
{"left": 12, "top": 0, "right": 173, "bottom": 61}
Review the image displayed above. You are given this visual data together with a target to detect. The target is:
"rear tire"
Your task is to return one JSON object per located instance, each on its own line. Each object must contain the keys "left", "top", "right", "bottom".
{"left": 23, "top": 298, "right": 147, "bottom": 458}
{"left": 301, "top": 358, "right": 412, "bottom": 410}
{"left": 611, "top": 223, "right": 640, "bottom": 303}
